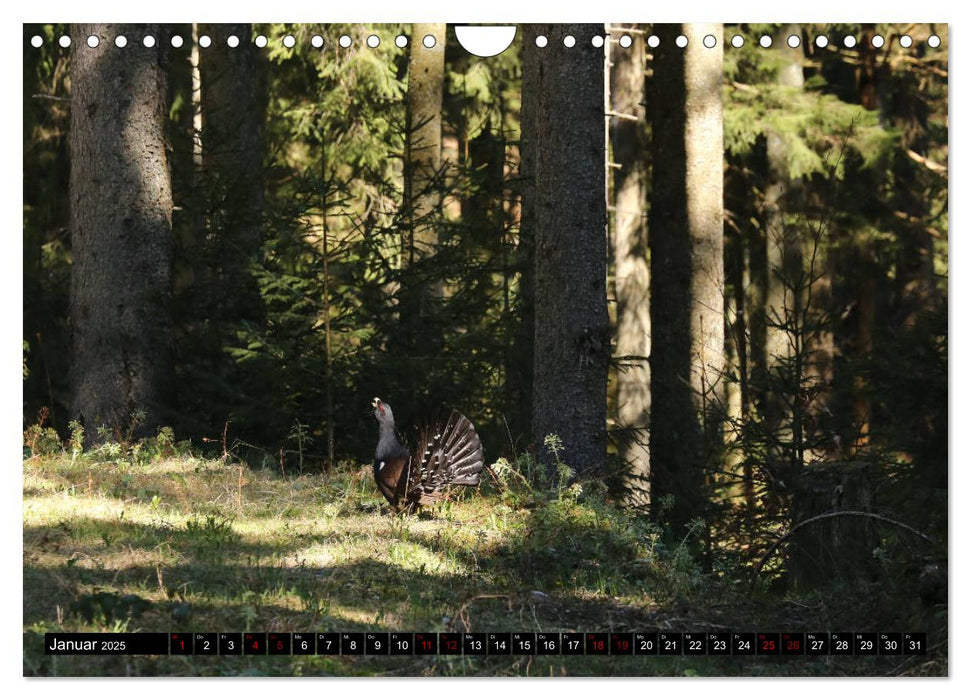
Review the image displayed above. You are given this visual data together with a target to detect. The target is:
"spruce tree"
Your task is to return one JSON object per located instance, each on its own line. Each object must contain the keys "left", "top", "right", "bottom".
{"left": 69, "top": 23, "right": 174, "bottom": 438}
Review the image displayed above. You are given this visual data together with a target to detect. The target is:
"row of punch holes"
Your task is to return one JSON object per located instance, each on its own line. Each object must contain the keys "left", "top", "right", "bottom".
{"left": 30, "top": 31, "right": 943, "bottom": 52}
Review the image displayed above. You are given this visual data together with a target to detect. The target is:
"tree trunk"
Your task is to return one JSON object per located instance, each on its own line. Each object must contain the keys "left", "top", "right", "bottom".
{"left": 404, "top": 23, "right": 446, "bottom": 311}
{"left": 397, "top": 23, "right": 447, "bottom": 413}
{"left": 845, "top": 25, "right": 882, "bottom": 453}
{"left": 724, "top": 217, "right": 755, "bottom": 514}
{"left": 530, "top": 24, "right": 610, "bottom": 476}
{"left": 186, "top": 23, "right": 205, "bottom": 297}
{"left": 198, "top": 23, "right": 265, "bottom": 325}
{"left": 648, "top": 24, "right": 725, "bottom": 536}
{"left": 609, "top": 26, "right": 651, "bottom": 508}
{"left": 515, "top": 26, "right": 541, "bottom": 450}
{"left": 321, "top": 151, "right": 335, "bottom": 469}
{"left": 70, "top": 23, "right": 174, "bottom": 438}
{"left": 789, "top": 463, "right": 878, "bottom": 590}
{"left": 761, "top": 25, "right": 805, "bottom": 463}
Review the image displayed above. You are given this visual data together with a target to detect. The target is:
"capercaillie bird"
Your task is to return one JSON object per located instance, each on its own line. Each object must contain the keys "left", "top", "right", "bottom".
{"left": 371, "top": 397, "right": 485, "bottom": 511}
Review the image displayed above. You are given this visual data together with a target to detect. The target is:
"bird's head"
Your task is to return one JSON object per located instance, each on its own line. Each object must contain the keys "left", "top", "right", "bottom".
{"left": 372, "top": 397, "right": 395, "bottom": 426}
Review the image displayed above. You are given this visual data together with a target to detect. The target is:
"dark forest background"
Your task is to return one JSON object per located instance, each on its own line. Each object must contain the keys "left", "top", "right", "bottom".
{"left": 24, "top": 23, "right": 946, "bottom": 601}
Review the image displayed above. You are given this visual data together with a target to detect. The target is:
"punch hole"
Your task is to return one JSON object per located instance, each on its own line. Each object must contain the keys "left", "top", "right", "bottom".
{"left": 759, "top": 35, "right": 772, "bottom": 48}
{"left": 143, "top": 36, "right": 156, "bottom": 48}
{"left": 592, "top": 35, "right": 605, "bottom": 48}
{"left": 86, "top": 35, "right": 100, "bottom": 48}
{"left": 843, "top": 35, "right": 856, "bottom": 48}
{"left": 899, "top": 35, "right": 913, "bottom": 48}
{"left": 171, "top": 35, "right": 184, "bottom": 48}
{"left": 311, "top": 35, "right": 324, "bottom": 48}
{"left": 871, "top": 35, "right": 885, "bottom": 48}
{"left": 255, "top": 35, "right": 268, "bottom": 48}
{"left": 367, "top": 35, "right": 380, "bottom": 48}
{"left": 339, "top": 35, "right": 352, "bottom": 48}
{"left": 563, "top": 35, "right": 576, "bottom": 48}
{"left": 59, "top": 35, "right": 71, "bottom": 48}
{"left": 815, "top": 35, "right": 828, "bottom": 48}
{"left": 227, "top": 35, "right": 240, "bottom": 48}
{"left": 703, "top": 34, "right": 717, "bottom": 49}
{"left": 114, "top": 35, "right": 127, "bottom": 48}
{"left": 535, "top": 35, "right": 548, "bottom": 48}
{"left": 647, "top": 35, "right": 659, "bottom": 48}
{"left": 395, "top": 35, "right": 408, "bottom": 48}
{"left": 675, "top": 35, "right": 688, "bottom": 48}
{"left": 30, "top": 35, "right": 43, "bottom": 48}
{"left": 927, "top": 35, "right": 941, "bottom": 48}
{"left": 787, "top": 34, "right": 800, "bottom": 48}
{"left": 199, "top": 35, "right": 212, "bottom": 48}
{"left": 283, "top": 35, "right": 296, "bottom": 48}
{"left": 422, "top": 34, "right": 436, "bottom": 49}
{"left": 619, "top": 34, "right": 632, "bottom": 49}
{"left": 731, "top": 35, "right": 744, "bottom": 48}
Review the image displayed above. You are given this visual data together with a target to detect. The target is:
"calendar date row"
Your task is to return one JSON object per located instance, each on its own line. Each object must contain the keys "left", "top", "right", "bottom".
{"left": 46, "top": 631, "right": 926, "bottom": 656}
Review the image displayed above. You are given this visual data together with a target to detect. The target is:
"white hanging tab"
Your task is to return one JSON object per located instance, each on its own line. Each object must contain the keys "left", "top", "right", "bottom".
{"left": 454, "top": 25, "right": 516, "bottom": 57}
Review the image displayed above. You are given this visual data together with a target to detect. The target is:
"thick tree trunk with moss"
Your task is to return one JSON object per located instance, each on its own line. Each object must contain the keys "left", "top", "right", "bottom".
{"left": 69, "top": 23, "right": 174, "bottom": 438}
{"left": 530, "top": 24, "right": 610, "bottom": 476}
{"left": 649, "top": 24, "right": 725, "bottom": 535}
{"left": 610, "top": 26, "right": 651, "bottom": 508}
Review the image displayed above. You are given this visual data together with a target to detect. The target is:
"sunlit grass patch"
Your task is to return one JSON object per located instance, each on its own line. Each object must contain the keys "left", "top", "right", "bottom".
{"left": 23, "top": 447, "right": 941, "bottom": 677}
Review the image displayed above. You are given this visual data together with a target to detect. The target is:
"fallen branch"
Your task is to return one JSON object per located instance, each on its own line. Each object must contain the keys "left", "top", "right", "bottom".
{"left": 750, "top": 510, "right": 936, "bottom": 591}
{"left": 453, "top": 593, "right": 513, "bottom": 632}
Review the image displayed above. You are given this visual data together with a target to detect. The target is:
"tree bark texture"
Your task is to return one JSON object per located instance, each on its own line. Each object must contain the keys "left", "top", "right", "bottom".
{"left": 398, "top": 23, "right": 448, "bottom": 410}
{"left": 513, "top": 25, "right": 541, "bottom": 450}
{"left": 648, "top": 24, "right": 725, "bottom": 534}
{"left": 530, "top": 24, "right": 610, "bottom": 476}
{"left": 198, "top": 23, "right": 265, "bottom": 325}
{"left": 609, "top": 26, "right": 651, "bottom": 508}
{"left": 70, "top": 23, "right": 174, "bottom": 437}
{"left": 405, "top": 22, "right": 446, "bottom": 307}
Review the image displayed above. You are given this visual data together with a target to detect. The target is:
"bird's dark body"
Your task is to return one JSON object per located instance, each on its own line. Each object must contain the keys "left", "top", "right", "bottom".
{"left": 371, "top": 398, "right": 485, "bottom": 511}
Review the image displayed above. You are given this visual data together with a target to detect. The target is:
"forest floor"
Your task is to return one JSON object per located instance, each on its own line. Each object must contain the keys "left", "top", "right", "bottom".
{"left": 22, "top": 447, "right": 947, "bottom": 677}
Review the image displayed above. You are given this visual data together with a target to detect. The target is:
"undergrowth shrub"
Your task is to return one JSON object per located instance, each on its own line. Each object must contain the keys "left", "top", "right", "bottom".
{"left": 491, "top": 434, "right": 709, "bottom": 601}
{"left": 24, "top": 423, "right": 61, "bottom": 457}
{"left": 24, "top": 407, "right": 61, "bottom": 457}
{"left": 24, "top": 407, "right": 189, "bottom": 465}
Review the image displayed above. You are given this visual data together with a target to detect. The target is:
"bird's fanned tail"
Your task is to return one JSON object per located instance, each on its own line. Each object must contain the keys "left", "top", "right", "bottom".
{"left": 411, "top": 411, "right": 485, "bottom": 502}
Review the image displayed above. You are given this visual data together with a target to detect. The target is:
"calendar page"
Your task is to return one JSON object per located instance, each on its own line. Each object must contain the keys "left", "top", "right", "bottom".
{"left": 23, "top": 22, "right": 947, "bottom": 678}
